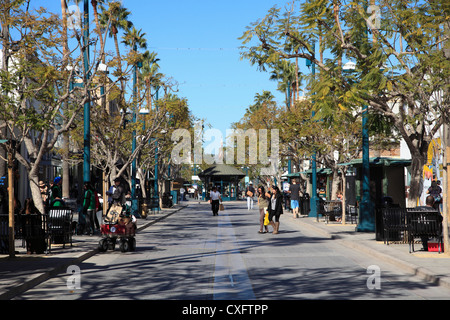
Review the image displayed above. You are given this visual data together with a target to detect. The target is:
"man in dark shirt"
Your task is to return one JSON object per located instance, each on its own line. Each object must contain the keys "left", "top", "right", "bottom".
{"left": 288, "top": 179, "right": 301, "bottom": 218}
{"left": 112, "top": 178, "right": 126, "bottom": 206}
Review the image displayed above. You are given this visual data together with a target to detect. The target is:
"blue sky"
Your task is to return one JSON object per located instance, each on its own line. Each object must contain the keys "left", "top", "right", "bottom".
{"left": 42, "top": 0, "right": 297, "bottom": 134}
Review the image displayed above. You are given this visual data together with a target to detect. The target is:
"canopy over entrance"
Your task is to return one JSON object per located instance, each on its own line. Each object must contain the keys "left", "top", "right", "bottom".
{"left": 198, "top": 164, "right": 246, "bottom": 201}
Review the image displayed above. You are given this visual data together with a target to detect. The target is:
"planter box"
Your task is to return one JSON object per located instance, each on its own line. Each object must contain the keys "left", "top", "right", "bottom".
{"left": 428, "top": 242, "right": 444, "bottom": 252}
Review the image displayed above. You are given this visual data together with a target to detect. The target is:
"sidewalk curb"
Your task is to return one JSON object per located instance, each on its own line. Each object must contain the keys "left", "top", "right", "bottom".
{"left": 338, "top": 238, "right": 450, "bottom": 289}
{"left": 0, "top": 249, "right": 100, "bottom": 301}
{"left": 293, "top": 217, "right": 450, "bottom": 291}
{"left": 0, "top": 204, "right": 187, "bottom": 300}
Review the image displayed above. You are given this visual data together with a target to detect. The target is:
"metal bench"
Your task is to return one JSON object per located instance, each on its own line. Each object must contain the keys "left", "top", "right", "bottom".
{"left": 46, "top": 207, "right": 73, "bottom": 253}
{"left": 381, "top": 207, "right": 407, "bottom": 245}
{"left": 407, "top": 208, "right": 443, "bottom": 253}
{"left": 319, "top": 201, "right": 342, "bottom": 223}
{"left": 19, "top": 213, "right": 47, "bottom": 254}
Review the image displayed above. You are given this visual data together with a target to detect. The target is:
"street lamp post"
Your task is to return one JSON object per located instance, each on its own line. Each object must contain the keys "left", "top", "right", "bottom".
{"left": 306, "top": 42, "right": 318, "bottom": 218}
{"left": 287, "top": 81, "right": 292, "bottom": 184}
{"left": 343, "top": 61, "right": 374, "bottom": 232}
{"left": 153, "top": 86, "right": 160, "bottom": 212}
{"left": 357, "top": 102, "right": 374, "bottom": 231}
{"left": 131, "top": 45, "right": 143, "bottom": 218}
{"left": 356, "top": 2, "right": 377, "bottom": 232}
{"left": 83, "top": 0, "right": 90, "bottom": 185}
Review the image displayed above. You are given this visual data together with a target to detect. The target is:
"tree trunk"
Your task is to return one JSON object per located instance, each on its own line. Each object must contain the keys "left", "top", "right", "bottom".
{"left": 330, "top": 168, "right": 340, "bottom": 200}
{"left": 0, "top": 9, "right": 11, "bottom": 179}
{"left": 407, "top": 155, "right": 426, "bottom": 207}
{"left": 29, "top": 172, "right": 45, "bottom": 214}
{"left": 113, "top": 32, "right": 125, "bottom": 103}
{"left": 7, "top": 148, "right": 15, "bottom": 257}
{"left": 91, "top": 0, "right": 105, "bottom": 62}
{"left": 103, "top": 171, "right": 109, "bottom": 217}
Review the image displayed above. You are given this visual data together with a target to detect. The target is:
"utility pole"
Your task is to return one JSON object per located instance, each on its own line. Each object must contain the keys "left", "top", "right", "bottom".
{"left": 357, "top": 0, "right": 377, "bottom": 232}
{"left": 153, "top": 87, "right": 160, "bottom": 212}
{"left": 83, "top": 0, "right": 91, "bottom": 185}
{"left": 307, "top": 42, "right": 318, "bottom": 219}
{"left": 443, "top": 20, "right": 450, "bottom": 255}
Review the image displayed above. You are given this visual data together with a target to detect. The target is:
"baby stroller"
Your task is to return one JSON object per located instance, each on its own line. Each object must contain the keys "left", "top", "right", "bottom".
{"left": 98, "top": 203, "right": 137, "bottom": 253}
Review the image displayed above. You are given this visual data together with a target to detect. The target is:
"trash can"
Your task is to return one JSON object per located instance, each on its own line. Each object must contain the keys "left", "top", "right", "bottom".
{"left": 300, "top": 194, "right": 310, "bottom": 215}
{"left": 149, "top": 197, "right": 159, "bottom": 210}
{"left": 284, "top": 193, "right": 291, "bottom": 211}
{"left": 162, "top": 193, "right": 173, "bottom": 208}
{"left": 171, "top": 190, "right": 178, "bottom": 205}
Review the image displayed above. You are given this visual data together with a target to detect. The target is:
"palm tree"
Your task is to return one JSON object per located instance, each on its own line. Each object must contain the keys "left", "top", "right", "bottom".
{"left": 122, "top": 27, "right": 147, "bottom": 107}
{"left": 140, "top": 50, "right": 163, "bottom": 110}
{"left": 61, "top": 0, "right": 72, "bottom": 199}
{"left": 245, "top": 91, "right": 275, "bottom": 115}
{"left": 269, "top": 60, "right": 302, "bottom": 109}
{"left": 122, "top": 26, "right": 147, "bottom": 51}
{"left": 99, "top": 1, "right": 133, "bottom": 94}
{"left": 91, "top": 0, "right": 108, "bottom": 62}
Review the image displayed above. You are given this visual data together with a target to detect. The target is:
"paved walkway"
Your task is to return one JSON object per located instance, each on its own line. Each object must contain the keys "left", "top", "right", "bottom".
{"left": 288, "top": 214, "right": 450, "bottom": 290}
{"left": 0, "top": 203, "right": 188, "bottom": 300}
{"left": 1, "top": 200, "right": 450, "bottom": 300}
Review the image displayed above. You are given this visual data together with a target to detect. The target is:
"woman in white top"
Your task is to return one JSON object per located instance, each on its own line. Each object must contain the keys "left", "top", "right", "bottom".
{"left": 209, "top": 187, "right": 222, "bottom": 216}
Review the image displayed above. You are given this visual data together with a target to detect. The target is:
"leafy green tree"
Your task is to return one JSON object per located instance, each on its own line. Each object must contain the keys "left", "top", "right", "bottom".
{"left": 232, "top": 92, "right": 282, "bottom": 186}
{"left": 240, "top": 0, "right": 450, "bottom": 206}
{"left": 0, "top": 3, "right": 109, "bottom": 213}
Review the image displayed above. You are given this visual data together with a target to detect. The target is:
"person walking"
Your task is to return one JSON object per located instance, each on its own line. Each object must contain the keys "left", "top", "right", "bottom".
{"left": 180, "top": 187, "right": 186, "bottom": 201}
{"left": 20, "top": 198, "right": 46, "bottom": 254}
{"left": 288, "top": 179, "right": 301, "bottom": 218}
{"left": 39, "top": 181, "right": 49, "bottom": 213}
{"left": 418, "top": 195, "right": 442, "bottom": 251}
{"left": 268, "top": 185, "right": 283, "bottom": 234}
{"left": 257, "top": 186, "right": 270, "bottom": 233}
{"left": 209, "top": 187, "right": 222, "bottom": 216}
{"left": 427, "top": 180, "right": 442, "bottom": 212}
{"left": 106, "top": 183, "right": 116, "bottom": 210}
{"left": 246, "top": 182, "right": 255, "bottom": 210}
{"left": 50, "top": 177, "right": 64, "bottom": 207}
{"left": 82, "top": 182, "right": 97, "bottom": 235}
{"left": 112, "top": 177, "right": 126, "bottom": 206}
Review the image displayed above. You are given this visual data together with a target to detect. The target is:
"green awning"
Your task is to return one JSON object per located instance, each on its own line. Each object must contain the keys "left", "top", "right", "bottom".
{"left": 284, "top": 168, "right": 332, "bottom": 177}
{"left": 305, "top": 168, "right": 333, "bottom": 175}
{"left": 198, "top": 164, "right": 246, "bottom": 178}
{"left": 284, "top": 157, "right": 411, "bottom": 179}
{"left": 284, "top": 172, "right": 302, "bottom": 178}
{"left": 339, "top": 157, "right": 411, "bottom": 167}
